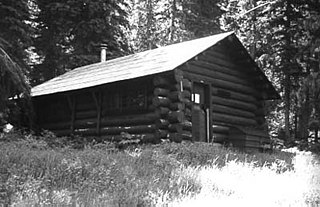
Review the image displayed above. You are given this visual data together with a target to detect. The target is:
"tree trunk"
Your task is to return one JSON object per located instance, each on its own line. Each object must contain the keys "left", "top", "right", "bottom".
{"left": 284, "top": 74, "right": 292, "bottom": 143}
{"left": 169, "top": 0, "right": 176, "bottom": 41}
{"left": 147, "top": 0, "right": 153, "bottom": 50}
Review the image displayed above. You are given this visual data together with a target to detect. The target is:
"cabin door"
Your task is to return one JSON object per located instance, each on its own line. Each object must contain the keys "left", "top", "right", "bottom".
{"left": 192, "top": 82, "right": 210, "bottom": 142}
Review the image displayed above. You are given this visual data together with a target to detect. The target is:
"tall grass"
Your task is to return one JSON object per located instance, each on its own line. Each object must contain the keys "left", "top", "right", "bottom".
{"left": 166, "top": 150, "right": 320, "bottom": 206}
{"left": 0, "top": 132, "right": 319, "bottom": 206}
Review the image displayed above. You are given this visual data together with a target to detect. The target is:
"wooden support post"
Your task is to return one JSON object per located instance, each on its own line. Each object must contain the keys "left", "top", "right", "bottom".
{"left": 91, "top": 91, "right": 102, "bottom": 136}
{"left": 207, "top": 85, "right": 213, "bottom": 143}
{"left": 66, "top": 95, "right": 76, "bottom": 135}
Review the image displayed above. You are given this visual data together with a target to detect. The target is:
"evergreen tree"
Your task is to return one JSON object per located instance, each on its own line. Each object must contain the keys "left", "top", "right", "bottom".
{"left": 0, "top": 0, "right": 33, "bottom": 69}
{"left": 219, "top": 0, "right": 320, "bottom": 143}
{"left": 33, "top": 0, "right": 130, "bottom": 84}
{"left": 0, "top": 0, "right": 32, "bottom": 127}
{"left": 128, "top": 0, "right": 222, "bottom": 52}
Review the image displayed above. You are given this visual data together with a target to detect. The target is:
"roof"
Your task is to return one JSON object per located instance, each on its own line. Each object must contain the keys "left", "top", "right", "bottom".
{"left": 31, "top": 32, "right": 233, "bottom": 97}
{"left": 31, "top": 31, "right": 279, "bottom": 99}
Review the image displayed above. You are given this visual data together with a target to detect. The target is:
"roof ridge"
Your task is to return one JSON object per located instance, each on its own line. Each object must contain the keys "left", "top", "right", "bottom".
{"left": 32, "top": 31, "right": 234, "bottom": 97}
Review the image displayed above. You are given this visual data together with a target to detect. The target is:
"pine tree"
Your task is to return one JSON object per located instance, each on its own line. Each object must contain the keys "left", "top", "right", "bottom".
{"left": 0, "top": 0, "right": 33, "bottom": 69}
{"left": 33, "top": 0, "right": 130, "bottom": 84}
{"left": 128, "top": 0, "right": 222, "bottom": 52}
{"left": 0, "top": 0, "right": 32, "bottom": 127}
{"left": 219, "top": 0, "right": 320, "bottom": 143}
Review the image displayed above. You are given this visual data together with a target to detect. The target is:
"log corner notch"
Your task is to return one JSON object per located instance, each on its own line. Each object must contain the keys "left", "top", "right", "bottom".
{"left": 152, "top": 69, "right": 193, "bottom": 142}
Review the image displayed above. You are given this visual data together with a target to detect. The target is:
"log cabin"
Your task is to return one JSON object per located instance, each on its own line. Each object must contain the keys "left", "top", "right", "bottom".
{"left": 31, "top": 31, "right": 280, "bottom": 151}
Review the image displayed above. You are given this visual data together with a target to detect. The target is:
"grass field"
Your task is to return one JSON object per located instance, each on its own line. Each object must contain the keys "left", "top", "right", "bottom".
{"left": 0, "top": 131, "right": 319, "bottom": 206}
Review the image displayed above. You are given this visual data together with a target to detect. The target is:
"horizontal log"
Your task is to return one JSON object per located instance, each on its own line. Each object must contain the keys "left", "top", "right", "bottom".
{"left": 181, "top": 131, "right": 193, "bottom": 141}
{"left": 41, "top": 111, "right": 70, "bottom": 122}
{"left": 255, "top": 108, "right": 265, "bottom": 116}
{"left": 182, "top": 71, "right": 259, "bottom": 97}
{"left": 167, "top": 132, "right": 192, "bottom": 142}
{"left": 155, "top": 107, "right": 170, "bottom": 117}
{"left": 75, "top": 93, "right": 94, "bottom": 105}
{"left": 181, "top": 79, "right": 192, "bottom": 90}
{"left": 76, "top": 109, "right": 97, "bottom": 119}
{"left": 74, "top": 119, "right": 96, "bottom": 129}
{"left": 212, "top": 104, "right": 256, "bottom": 118}
{"left": 212, "top": 87, "right": 257, "bottom": 103}
{"left": 205, "top": 48, "right": 234, "bottom": 62}
{"left": 255, "top": 116, "right": 266, "bottom": 125}
{"left": 212, "top": 132, "right": 228, "bottom": 142}
{"left": 168, "top": 111, "right": 184, "bottom": 123}
{"left": 100, "top": 113, "right": 159, "bottom": 127}
{"left": 76, "top": 102, "right": 96, "bottom": 111}
{"left": 153, "top": 87, "right": 170, "bottom": 97}
{"left": 195, "top": 56, "right": 248, "bottom": 79}
{"left": 52, "top": 129, "right": 71, "bottom": 136}
{"left": 174, "top": 70, "right": 184, "bottom": 82}
{"left": 168, "top": 121, "right": 192, "bottom": 132}
{"left": 183, "top": 98, "right": 193, "bottom": 109}
{"left": 212, "top": 125, "right": 230, "bottom": 134}
{"left": 203, "top": 50, "right": 244, "bottom": 70}
{"left": 213, "top": 112, "right": 257, "bottom": 126}
{"left": 211, "top": 79, "right": 259, "bottom": 96}
{"left": 168, "top": 124, "right": 181, "bottom": 133}
{"left": 153, "top": 76, "right": 172, "bottom": 88}
{"left": 74, "top": 128, "right": 96, "bottom": 136}
{"left": 155, "top": 129, "right": 169, "bottom": 138}
{"left": 172, "top": 80, "right": 192, "bottom": 92}
{"left": 168, "top": 91, "right": 191, "bottom": 102}
{"left": 212, "top": 95, "right": 258, "bottom": 112}
{"left": 155, "top": 119, "right": 170, "bottom": 129}
{"left": 167, "top": 133, "right": 181, "bottom": 142}
{"left": 169, "top": 102, "right": 185, "bottom": 111}
{"left": 187, "top": 61, "right": 251, "bottom": 86}
{"left": 152, "top": 96, "right": 171, "bottom": 107}
{"left": 42, "top": 121, "right": 70, "bottom": 130}
{"left": 102, "top": 106, "right": 155, "bottom": 116}
{"left": 101, "top": 124, "right": 156, "bottom": 135}
{"left": 185, "top": 108, "right": 192, "bottom": 118}
{"left": 100, "top": 133, "right": 160, "bottom": 144}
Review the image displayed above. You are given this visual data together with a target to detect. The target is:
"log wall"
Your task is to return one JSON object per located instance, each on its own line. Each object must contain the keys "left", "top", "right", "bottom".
{"left": 34, "top": 41, "right": 270, "bottom": 147}
{"left": 152, "top": 72, "right": 193, "bottom": 142}
{"left": 35, "top": 73, "right": 194, "bottom": 143}
{"left": 180, "top": 43, "right": 267, "bottom": 144}
{"left": 35, "top": 77, "right": 161, "bottom": 143}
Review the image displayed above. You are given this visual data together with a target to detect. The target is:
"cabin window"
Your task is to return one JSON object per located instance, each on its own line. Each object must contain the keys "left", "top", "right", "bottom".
{"left": 121, "top": 88, "right": 147, "bottom": 110}
{"left": 103, "top": 83, "right": 151, "bottom": 114}
{"left": 193, "top": 93, "right": 201, "bottom": 104}
{"left": 192, "top": 82, "right": 206, "bottom": 105}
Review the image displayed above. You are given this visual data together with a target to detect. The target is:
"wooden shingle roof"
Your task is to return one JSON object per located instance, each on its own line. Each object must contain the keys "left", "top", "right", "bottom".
{"left": 31, "top": 31, "right": 279, "bottom": 99}
{"left": 31, "top": 32, "right": 233, "bottom": 97}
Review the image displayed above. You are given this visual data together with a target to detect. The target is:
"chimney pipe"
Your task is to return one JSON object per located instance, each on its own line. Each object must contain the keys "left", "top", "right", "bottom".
{"left": 100, "top": 44, "right": 108, "bottom": 62}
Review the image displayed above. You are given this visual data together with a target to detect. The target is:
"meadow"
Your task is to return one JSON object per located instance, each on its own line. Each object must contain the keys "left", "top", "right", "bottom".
{"left": 0, "top": 131, "right": 319, "bottom": 206}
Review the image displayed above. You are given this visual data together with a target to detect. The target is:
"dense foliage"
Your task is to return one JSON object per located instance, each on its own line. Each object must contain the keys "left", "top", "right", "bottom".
{"left": 0, "top": 0, "right": 33, "bottom": 68}
{"left": 32, "top": 0, "right": 130, "bottom": 85}
{"left": 127, "top": 0, "right": 222, "bottom": 52}
{"left": 1, "top": 0, "right": 320, "bottom": 144}
{"left": 219, "top": 0, "right": 320, "bottom": 143}
{"left": 0, "top": 0, "right": 32, "bottom": 123}
{"left": 3, "top": 131, "right": 316, "bottom": 206}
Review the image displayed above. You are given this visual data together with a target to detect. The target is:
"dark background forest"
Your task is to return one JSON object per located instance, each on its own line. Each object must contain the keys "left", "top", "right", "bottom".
{"left": 1, "top": 0, "right": 320, "bottom": 146}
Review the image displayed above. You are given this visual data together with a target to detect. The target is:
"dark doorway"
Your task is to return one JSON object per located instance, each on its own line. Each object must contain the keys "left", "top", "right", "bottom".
{"left": 192, "top": 82, "right": 210, "bottom": 142}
